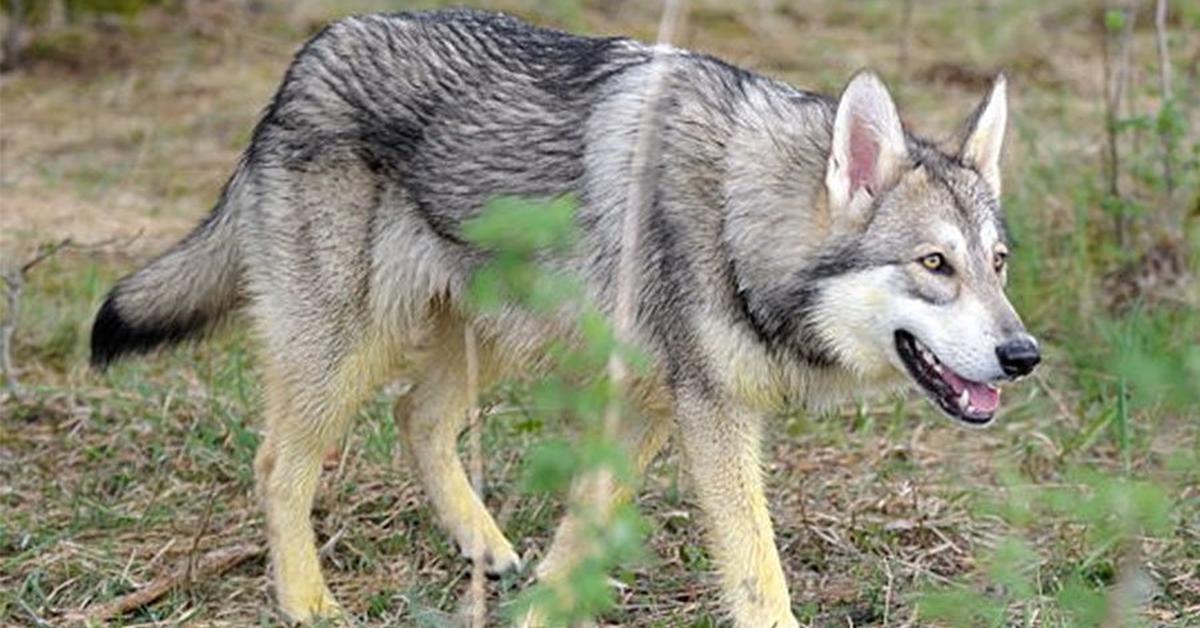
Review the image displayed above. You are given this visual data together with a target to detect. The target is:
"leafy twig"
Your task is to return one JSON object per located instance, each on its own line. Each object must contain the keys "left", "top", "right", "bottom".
{"left": 464, "top": 322, "right": 486, "bottom": 628}
{"left": 1153, "top": 0, "right": 1176, "bottom": 204}
{"left": 597, "top": 0, "right": 686, "bottom": 511}
{"left": 1101, "top": 3, "right": 1137, "bottom": 247}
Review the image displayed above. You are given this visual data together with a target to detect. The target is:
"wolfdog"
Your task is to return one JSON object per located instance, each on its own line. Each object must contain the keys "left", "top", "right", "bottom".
{"left": 91, "top": 8, "right": 1040, "bottom": 626}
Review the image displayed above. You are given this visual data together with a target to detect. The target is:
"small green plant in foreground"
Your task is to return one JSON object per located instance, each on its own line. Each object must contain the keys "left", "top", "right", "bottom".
{"left": 462, "top": 195, "right": 649, "bottom": 625}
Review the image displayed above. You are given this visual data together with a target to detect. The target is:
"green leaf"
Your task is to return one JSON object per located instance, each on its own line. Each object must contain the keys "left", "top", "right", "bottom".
{"left": 462, "top": 195, "right": 579, "bottom": 254}
{"left": 1104, "top": 9, "right": 1126, "bottom": 32}
{"left": 522, "top": 439, "right": 579, "bottom": 494}
{"left": 601, "top": 504, "right": 648, "bottom": 563}
{"left": 582, "top": 438, "right": 635, "bottom": 485}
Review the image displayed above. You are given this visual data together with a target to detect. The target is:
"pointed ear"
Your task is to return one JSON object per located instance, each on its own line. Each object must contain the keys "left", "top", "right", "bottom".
{"left": 826, "top": 71, "right": 909, "bottom": 214}
{"left": 960, "top": 74, "right": 1007, "bottom": 196}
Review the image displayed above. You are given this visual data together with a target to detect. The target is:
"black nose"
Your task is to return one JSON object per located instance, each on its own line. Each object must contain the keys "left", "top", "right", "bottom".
{"left": 996, "top": 337, "right": 1041, "bottom": 378}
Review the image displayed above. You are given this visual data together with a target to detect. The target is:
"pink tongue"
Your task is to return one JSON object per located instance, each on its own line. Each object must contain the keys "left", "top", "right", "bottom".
{"left": 940, "top": 369, "right": 1001, "bottom": 413}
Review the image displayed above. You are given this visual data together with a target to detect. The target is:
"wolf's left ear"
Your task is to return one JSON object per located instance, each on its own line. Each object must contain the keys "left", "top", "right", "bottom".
{"left": 827, "top": 72, "right": 909, "bottom": 217}
{"left": 960, "top": 74, "right": 1008, "bottom": 196}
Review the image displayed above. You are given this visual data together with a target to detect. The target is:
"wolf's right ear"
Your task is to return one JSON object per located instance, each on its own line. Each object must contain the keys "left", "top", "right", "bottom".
{"left": 959, "top": 74, "right": 1007, "bottom": 197}
{"left": 826, "top": 72, "right": 909, "bottom": 219}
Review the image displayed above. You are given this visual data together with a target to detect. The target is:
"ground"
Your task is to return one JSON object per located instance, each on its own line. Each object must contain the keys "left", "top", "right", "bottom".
{"left": 1, "top": 1, "right": 1198, "bottom": 626}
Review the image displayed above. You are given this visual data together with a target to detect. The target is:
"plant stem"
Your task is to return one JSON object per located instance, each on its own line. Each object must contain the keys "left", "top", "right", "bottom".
{"left": 1102, "top": 2, "right": 1137, "bottom": 248}
{"left": 1154, "top": 0, "right": 1176, "bottom": 208}
{"left": 464, "top": 322, "right": 485, "bottom": 628}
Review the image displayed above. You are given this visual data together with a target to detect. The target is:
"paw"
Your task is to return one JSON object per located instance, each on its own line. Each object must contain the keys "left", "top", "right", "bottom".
{"left": 738, "top": 610, "right": 799, "bottom": 628}
{"left": 453, "top": 524, "right": 522, "bottom": 577}
{"left": 731, "top": 595, "right": 798, "bottom": 628}
{"left": 278, "top": 584, "right": 342, "bottom": 624}
{"left": 770, "top": 615, "right": 800, "bottom": 628}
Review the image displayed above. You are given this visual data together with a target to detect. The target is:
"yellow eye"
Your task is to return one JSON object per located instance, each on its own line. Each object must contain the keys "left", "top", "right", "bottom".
{"left": 921, "top": 253, "right": 946, "bottom": 272}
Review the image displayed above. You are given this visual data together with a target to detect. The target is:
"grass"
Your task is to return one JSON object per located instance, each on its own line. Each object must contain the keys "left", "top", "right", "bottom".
{"left": 1, "top": 0, "right": 1198, "bottom": 626}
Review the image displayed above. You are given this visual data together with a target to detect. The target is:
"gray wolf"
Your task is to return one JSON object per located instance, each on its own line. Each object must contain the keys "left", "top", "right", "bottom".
{"left": 90, "top": 9, "right": 1040, "bottom": 626}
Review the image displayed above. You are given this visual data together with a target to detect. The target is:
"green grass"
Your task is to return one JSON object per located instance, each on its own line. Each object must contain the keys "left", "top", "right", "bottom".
{"left": 1, "top": 0, "right": 1197, "bottom": 626}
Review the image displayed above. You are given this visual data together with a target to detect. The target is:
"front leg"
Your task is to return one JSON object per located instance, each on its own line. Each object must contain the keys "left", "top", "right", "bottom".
{"left": 676, "top": 390, "right": 797, "bottom": 628}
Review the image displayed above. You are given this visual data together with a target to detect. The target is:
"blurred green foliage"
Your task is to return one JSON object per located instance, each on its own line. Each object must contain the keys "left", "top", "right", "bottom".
{"left": 922, "top": 468, "right": 1178, "bottom": 627}
{"left": 463, "top": 196, "right": 648, "bottom": 625}
{"left": 462, "top": 195, "right": 583, "bottom": 313}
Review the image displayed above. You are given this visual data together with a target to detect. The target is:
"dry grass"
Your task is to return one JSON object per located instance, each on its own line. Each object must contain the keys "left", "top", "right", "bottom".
{"left": 1, "top": 1, "right": 1197, "bottom": 626}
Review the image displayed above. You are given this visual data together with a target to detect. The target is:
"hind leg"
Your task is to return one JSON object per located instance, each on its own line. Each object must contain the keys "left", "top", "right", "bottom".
{"left": 255, "top": 341, "right": 386, "bottom": 622}
{"left": 243, "top": 154, "right": 405, "bottom": 620}
{"left": 397, "top": 321, "right": 520, "bottom": 576}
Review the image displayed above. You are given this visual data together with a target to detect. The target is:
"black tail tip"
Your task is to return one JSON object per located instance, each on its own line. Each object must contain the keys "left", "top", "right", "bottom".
{"left": 90, "top": 296, "right": 132, "bottom": 370}
{"left": 90, "top": 293, "right": 201, "bottom": 370}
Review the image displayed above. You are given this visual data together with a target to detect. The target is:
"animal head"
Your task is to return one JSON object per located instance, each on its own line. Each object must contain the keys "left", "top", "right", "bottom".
{"left": 811, "top": 71, "right": 1039, "bottom": 426}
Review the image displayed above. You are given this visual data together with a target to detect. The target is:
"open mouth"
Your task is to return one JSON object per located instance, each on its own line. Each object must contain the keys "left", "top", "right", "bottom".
{"left": 894, "top": 330, "right": 1000, "bottom": 425}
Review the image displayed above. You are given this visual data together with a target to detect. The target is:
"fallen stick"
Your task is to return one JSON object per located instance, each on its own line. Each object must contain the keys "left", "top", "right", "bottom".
{"left": 70, "top": 544, "right": 264, "bottom": 625}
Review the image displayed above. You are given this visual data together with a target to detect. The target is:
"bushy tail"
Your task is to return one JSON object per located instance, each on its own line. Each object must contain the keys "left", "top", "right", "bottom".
{"left": 90, "top": 162, "right": 250, "bottom": 369}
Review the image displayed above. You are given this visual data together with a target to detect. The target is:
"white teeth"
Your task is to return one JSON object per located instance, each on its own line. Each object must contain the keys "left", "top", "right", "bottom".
{"left": 932, "top": 364, "right": 943, "bottom": 374}
{"left": 958, "top": 390, "right": 970, "bottom": 409}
